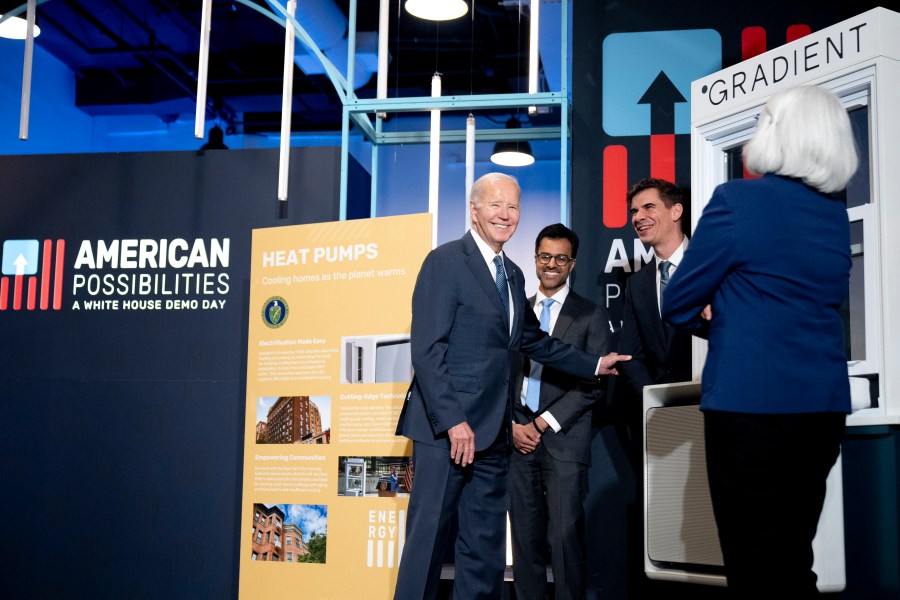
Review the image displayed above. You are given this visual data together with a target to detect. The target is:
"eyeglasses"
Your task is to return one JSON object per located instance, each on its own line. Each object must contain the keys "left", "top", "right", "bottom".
{"left": 536, "top": 253, "right": 572, "bottom": 265}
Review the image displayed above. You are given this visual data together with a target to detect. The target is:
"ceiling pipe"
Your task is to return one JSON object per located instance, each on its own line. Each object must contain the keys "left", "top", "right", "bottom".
{"left": 268, "top": 0, "right": 379, "bottom": 89}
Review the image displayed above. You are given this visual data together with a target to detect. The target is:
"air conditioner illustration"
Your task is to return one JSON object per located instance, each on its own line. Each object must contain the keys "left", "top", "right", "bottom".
{"left": 341, "top": 334, "right": 413, "bottom": 384}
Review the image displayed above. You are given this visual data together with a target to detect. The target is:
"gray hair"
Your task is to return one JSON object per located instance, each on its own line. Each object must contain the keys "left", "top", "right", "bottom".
{"left": 743, "top": 85, "right": 858, "bottom": 193}
{"left": 470, "top": 172, "right": 520, "bottom": 207}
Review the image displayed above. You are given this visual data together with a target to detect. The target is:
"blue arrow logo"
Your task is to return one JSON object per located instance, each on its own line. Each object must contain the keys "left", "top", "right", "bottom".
{"left": 602, "top": 29, "right": 721, "bottom": 137}
{"left": 2, "top": 239, "right": 39, "bottom": 276}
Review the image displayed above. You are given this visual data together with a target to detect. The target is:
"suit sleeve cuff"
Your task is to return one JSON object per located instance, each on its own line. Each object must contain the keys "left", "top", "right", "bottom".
{"left": 540, "top": 411, "right": 561, "bottom": 433}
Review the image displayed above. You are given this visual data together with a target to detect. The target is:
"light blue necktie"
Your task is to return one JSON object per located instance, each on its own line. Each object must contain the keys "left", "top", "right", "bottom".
{"left": 524, "top": 298, "right": 554, "bottom": 412}
{"left": 493, "top": 256, "right": 510, "bottom": 327}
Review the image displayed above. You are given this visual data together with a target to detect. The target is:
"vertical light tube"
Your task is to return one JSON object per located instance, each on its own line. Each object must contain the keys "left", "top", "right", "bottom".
{"left": 376, "top": 0, "right": 389, "bottom": 119}
{"left": 560, "top": 0, "right": 569, "bottom": 217}
{"left": 465, "top": 114, "right": 475, "bottom": 231}
{"left": 429, "top": 73, "right": 442, "bottom": 248}
{"left": 371, "top": 0, "right": 390, "bottom": 214}
{"left": 18, "top": 0, "right": 37, "bottom": 140}
{"left": 346, "top": 0, "right": 357, "bottom": 92}
{"left": 278, "top": 0, "right": 297, "bottom": 203}
{"left": 194, "top": 0, "right": 213, "bottom": 139}
{"left": 528, "top": 0, "right": 540, "bottom": 115}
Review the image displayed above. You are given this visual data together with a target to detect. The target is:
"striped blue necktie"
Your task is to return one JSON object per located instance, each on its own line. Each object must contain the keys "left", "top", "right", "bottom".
{"left": 493, "top": 256, "right": 510, "bottom": 327}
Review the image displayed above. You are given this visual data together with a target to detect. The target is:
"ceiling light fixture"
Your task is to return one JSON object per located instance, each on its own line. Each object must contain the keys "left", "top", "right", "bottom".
{"left": 405, "top": 0, "right": 468, "bottom": 22}
{"left": 491, "top": 117, "right": 535, "bottom": 167}
{"left": 0, "top": 6, "right": 40, "bottom": 40}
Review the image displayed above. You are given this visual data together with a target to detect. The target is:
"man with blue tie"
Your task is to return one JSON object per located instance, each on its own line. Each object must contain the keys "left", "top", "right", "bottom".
{"left": 509, "top": 224, "right": 610, "bottom": 600}
{"left": 616, "top": 178, "right": 694, "bottom": 595}
{"left": 394, "top": 173, "right": 629, "bottom": 600}
{"left": 619, "top": 178, "right": 692, "bottom": 396}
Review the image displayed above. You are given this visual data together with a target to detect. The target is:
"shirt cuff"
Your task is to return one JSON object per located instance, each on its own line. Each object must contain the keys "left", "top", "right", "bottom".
{"left": 540, "top": 411, "right": 561, "bottom": 433}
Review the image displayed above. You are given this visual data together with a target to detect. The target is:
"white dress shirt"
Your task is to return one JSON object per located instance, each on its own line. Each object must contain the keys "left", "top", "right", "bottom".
{"left": 519, "top": 285, "right": 570, "bottom": 433}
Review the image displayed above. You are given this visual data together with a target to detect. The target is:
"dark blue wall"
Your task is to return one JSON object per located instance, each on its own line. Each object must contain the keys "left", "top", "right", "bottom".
{"left": 0, "top": 147, "right": 369, "bottom": 598}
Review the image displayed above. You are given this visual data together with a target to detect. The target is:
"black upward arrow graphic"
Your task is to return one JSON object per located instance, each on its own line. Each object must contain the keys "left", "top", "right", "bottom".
{"left": 638, "top": 71, "right": 686, "bottom": 135}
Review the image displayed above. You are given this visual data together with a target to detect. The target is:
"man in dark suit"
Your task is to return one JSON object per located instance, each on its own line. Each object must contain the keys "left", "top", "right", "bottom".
{"left": 616, "top": 178, "right": 693, "bottom": 596}
{"left": 618, "top": 178, "right": 692, "bottom": 405}
{"left": 509, "top": 223, "right": 609, "bottom": 600}
{"left": 394, "top": 173, "right": 629, "bottom": 600}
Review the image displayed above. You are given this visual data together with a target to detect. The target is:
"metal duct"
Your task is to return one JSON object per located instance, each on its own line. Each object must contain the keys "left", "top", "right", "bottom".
{"left": 270, "top": 0, "right": 378, "bottom": 90}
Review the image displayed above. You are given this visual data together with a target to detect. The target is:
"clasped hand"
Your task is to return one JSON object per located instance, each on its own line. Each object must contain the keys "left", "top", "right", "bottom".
{"left": 512, "top": 419, "right": 544, "bottom": 454}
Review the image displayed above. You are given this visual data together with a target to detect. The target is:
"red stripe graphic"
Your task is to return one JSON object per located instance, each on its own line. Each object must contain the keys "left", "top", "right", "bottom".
{"left": 53, "top": 239, "right": 66, "bottom": 310}
{"left": 603, "top": 145, "right": 629, "bottom": 228}
{"left": 743, "top": 25, "right": 810, "bottom": 61}
{"left": 27, "top": 276, "right": 37, "bottom": 310}
{"left": 14, "top": 274, "right": 23, "bottom": 310}
{"left": 41, "top": 239, "right": 52, "bottom": 309}
{"left": 650, "top": 134, "right": 675, "bottom": 184}
{"left": 742, "top": 26, "right": 767, "bottom": 60}
{"left": 786, "top": 24, "right": 811, "bottom": 43}
{"left": 0, "top": 277, "right": 7, "bottom": 310}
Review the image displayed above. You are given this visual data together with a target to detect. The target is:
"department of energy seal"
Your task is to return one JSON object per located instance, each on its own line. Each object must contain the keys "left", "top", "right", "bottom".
{"left": 262, "top": 296, "right": 289, "bottom": 328}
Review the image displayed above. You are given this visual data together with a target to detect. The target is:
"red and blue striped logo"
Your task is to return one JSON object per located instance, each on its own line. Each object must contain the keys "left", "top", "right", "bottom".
{"left": 1, "top": 239, "right": 66, "bottom": 311}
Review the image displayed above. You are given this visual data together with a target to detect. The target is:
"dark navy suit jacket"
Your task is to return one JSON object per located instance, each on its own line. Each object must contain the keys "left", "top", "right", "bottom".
{"left": 512, "top": 291, "right": 608, "bottom": 465}
{"left": 662, "top": 174, "right": 851, "bottom": 414}
{"left": 397, "top": 231, "right": 600, "bottom": 451}
{"left": 618, "top": 256, "right": 693, "bottom": 399}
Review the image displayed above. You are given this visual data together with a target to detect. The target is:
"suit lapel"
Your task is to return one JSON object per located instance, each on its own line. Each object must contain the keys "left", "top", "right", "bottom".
{"left": 636, "top": 264, "right": 667, "bottom": 352}
{"left": 463, "top": 232, "right": 509, "bottom": 333}
{"left": 505, "top": 256, "right": 520, "bottom": 345}
{"left": 522, "top": 295, "right": 537, "bottom": 374}
{"left": 551, "top": 291, "right": 580, "bottom": 338}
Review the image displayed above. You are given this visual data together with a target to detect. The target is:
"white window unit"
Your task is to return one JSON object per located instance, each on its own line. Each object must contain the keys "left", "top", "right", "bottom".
{"left": 340, "top": 334, "right": 412, "bottom": 384}
{"left": 644, "top": 7, "right": 900, "bottom": 591}
{"left": 689, "top": 7, "right": 900, "bottom": 426}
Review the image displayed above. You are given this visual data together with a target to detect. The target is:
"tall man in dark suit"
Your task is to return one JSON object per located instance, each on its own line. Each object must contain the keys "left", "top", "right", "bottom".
{"left": 618, "top": 178, "right": 693, "bottom": 405}
{"left": 509, "top": 224, "right": 609, "bottom": 600}
{"left": 616, "top": 178, "right": 693, "bottom": 595}
{"left": 394, "top": 173, "right": 629, "bottom": 600}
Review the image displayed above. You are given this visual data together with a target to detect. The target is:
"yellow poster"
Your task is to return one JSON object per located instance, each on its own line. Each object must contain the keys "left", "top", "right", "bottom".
{"left": 238, "top": 213, "right": 432, "bottom": 599}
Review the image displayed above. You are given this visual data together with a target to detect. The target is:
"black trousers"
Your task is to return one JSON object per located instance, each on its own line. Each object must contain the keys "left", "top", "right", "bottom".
{"left": 509, "top": 444, "right": 588, "bottom": 600}
{"left": 703, "top": 410, "right": 845, "bottom": 599}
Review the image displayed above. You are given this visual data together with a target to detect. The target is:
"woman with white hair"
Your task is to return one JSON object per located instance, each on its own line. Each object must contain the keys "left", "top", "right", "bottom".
{"left": 662, "top": 85, "right": 858, "bottom": 598}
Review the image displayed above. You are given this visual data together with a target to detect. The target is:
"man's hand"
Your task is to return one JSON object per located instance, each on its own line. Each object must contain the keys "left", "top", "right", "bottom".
{"left": 512, "top": 421, "right": 542, "bottom": 454}
{"left": 597, "top": 352, "right": 632, "bottom": 376}
{"left": 448, "top": 421, "right": 475, "bottom": 467}
{"left": 701, "top": 304, "right": 713, "bottom": 321}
